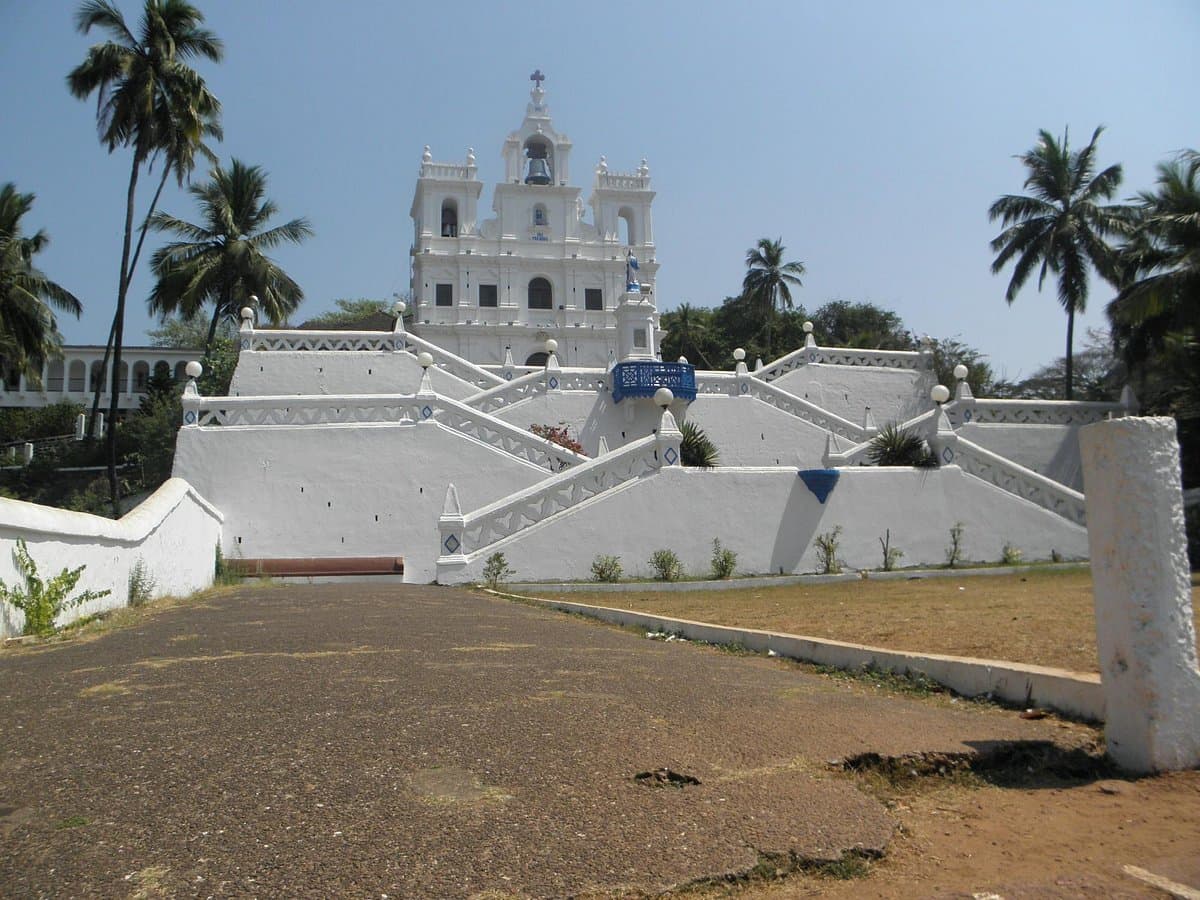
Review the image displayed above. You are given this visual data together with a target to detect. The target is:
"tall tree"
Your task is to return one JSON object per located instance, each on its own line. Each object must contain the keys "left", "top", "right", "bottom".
{"left": 989, "top": 126, "right": 1124, "bottom": 399}
{"left": 68, "top": 0, "right": 223, "bottom": 515}
{"left": 148, "top": 159, "right": 313, "bottom": 352}
{"left": 0, "top": 184, "right": 83, "bottom": 379}
{"left": 741, "top": 237, "right": 805, "bottom": 359}
{"left": 660, "top": 302, "right": 716, "bottom": 368}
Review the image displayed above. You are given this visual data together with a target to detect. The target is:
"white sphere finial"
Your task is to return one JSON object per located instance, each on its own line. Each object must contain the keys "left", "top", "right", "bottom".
{"left": 733, "top": 348, "right": 746, "bottom": 362}
{"left": 185, "top": 361, "right": 203, "bottom": 379}
{"left": 417, "top": 351, "right": 434, "bottom": 369}
{"left": 931, "top": 384, "right": 951, "bottom": 404}
{"left": 466, "top": 147, "right": 475, "bottom": 165}
{"left": 803, "top": 321, "right": 813, "bottom": 334}
{"left": 544, "top": 339, "right": 558, "bottom": 354}
{"left": 240, "top": 306, "right": 254, "bottom": 322}
{"left": 394, "top": 300, "right": 406, "bottom": 315}
{"left": 654, "top": 387, "right": 674, "bottom": 408}
{"left": 422, "top": 145, "right": 432, "bottom": 164}
{"left": 953, "top": 363, "right": 969, "bottom": 381}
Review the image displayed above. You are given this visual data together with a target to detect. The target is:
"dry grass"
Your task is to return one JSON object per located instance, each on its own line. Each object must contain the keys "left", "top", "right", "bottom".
{"left": 537, "top": 568, "right": 1200, "bottom": 674}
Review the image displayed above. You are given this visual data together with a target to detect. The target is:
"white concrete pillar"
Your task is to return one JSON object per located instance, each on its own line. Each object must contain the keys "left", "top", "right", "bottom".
{"left": 1079, "top": 416, "right": 1200, "bottom": 773}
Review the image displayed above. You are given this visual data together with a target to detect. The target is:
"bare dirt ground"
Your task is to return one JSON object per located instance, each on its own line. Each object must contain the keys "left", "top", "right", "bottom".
{"left": 541, "top": 568, "right": 1200, "bottom": 674}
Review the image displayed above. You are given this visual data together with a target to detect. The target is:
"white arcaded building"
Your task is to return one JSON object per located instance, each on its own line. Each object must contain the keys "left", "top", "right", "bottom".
{"left": 408, "top": 74, "right": 660, "bottom": 368}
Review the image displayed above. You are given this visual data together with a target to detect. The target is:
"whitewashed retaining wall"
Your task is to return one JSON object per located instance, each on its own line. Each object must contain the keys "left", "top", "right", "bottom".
{"left": 957, "top": 423, "right": 1084, "bottom": 490}
{"left": 229, "top": 350, "right": 478, "bottom": 401}
{"left": 443, "top": 464, "right": 1088, "bottom": 583}
{"left": 772, "top": 363, "right": 932, "bottom": 424}
{"left": 0, "top": 479, "right": 223, "bottom": 638}
{"left": 173, "top": 421, "right": 549, "bottom": 581}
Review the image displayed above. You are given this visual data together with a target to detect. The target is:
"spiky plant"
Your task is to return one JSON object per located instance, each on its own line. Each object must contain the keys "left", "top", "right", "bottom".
{"left": 866, "top": 423, "right": 938, "bottom": 468}
{"left": 680, "top": 420, "right": 718, "bottom": 468}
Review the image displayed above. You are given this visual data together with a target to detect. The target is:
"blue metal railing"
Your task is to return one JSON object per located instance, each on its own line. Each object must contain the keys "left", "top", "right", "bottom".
{"left": 611, "top": 361, "right": 697, "bottom": 403}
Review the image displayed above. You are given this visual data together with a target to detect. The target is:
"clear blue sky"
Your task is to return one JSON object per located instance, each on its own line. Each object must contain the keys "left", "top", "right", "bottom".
{"left": 3, "top": 0, "right": 1196, "bottom": 378}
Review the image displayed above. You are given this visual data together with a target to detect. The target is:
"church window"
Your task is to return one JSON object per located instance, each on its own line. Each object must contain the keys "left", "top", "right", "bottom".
{"left": 479, "top": 284, "right": 498, "bottom": 307}
{"left": 525, "top": 351, "right": 549, "bottom": 367}
{"left": 435, "top": 283, "right": 453, "bottom": 306}
{"left": 533, "top": 205, "right": 548, "bottom": 226}
{"left": 618, "top": 207, "right": 637, "bottom": 246}
{"left": 634, "top": 327, "right": 648, "bottom": 349}
{"left": 527, "top": 277, "right": 552, "bottom": 310}
{"left": 584, "top": 288, "right": 603, "bottom": 311}
{"left": 440, "top": 199, "right": 458, "bottom": 237}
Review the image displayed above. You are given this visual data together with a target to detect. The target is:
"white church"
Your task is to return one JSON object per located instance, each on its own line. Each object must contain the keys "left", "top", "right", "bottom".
{"left": 2, "top": 75, "right": 1137, "bottom": 632}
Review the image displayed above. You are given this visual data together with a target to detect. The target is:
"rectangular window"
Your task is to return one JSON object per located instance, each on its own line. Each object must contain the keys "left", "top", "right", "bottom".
{"left": 634, "top": 328, "right": 647, "bottom": 349}
{"left": 479, "top": 284, "right": 498, "bottom": 307}
{"left": 435, "top": 283, "right": 453, "bottom": 306}
{"left": 584, "top": 288, "right": 603, "bottom": 311}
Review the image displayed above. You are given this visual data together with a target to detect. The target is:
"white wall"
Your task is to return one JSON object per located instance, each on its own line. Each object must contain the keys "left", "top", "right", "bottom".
{"left": 685, "top": 395, "right": 833, "bottom": 466}
{"left": 173, "top": 421, "right": 550, "bottom": 581}
{"left": 229, "top": 350, "right": 478, "bottom": 401}
{"left": 0, "top": 479, "right": 223, "bottom": 637}
{"left": 774, "top": 364, "right": 931, "bottom": 424}
{"left": 447, "top": 464, "right": 1088, "bottom": 583}
{"left": 495, "top": 390, "right": 673, "bottom": 457}
{"left": 957, "top": 423, "right": 1083, "bottom": 489}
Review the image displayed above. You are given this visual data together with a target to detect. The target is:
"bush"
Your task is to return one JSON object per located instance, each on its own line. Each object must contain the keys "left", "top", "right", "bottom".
{"left": 879, "top": 529, "right": 903, "bottom": 571}
{"left": 530, "top": 423, "right": 584, "bottom": 456}
{"left": 127, "top": 558, "right": 155, "bottom": 607}
{"left": 1000, "top": 542, "right": 1023, "bottom": 566}
{"left": 814, "top": 526, "right": 843, "bottom": 574}
{"left": 482, "top": 552, "right": 515, "bottom": 589}
{"left": 710, "top": 539, "right": 737, "bottom": 579}
{"left": 945, "top": 522, "right": 966, "bottom": 568}
{"left": 867, "top": 423, "right": 938, "bottom": 468}
{"left": 649, "top": 549, "right": 683, "bottom": 582}
{"left": 590, "top": 554, "right": 622, "bottom": 582}
{"left": 0, "top": 539, "right": 111, "bottom": 636}
{"left": 680, "top": 421, "right": 718, "bottom": 468}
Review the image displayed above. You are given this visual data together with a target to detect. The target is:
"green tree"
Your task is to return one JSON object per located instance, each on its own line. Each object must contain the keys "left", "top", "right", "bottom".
{"left": 659, "top": 302, "right": 717, "bottom": 368}
{"left": 299, "top": 298, "right": 395, "bottom": 330}
{"left": 989, "top": 126, "right": 1124, "bottom": 399}
{"left": 68, "top": 0, "right": 224, "bottom": 515}
{"left": 0, "top": 184, "right": 82, "bottom": 380}
{"left": 148, "top": 159, "right": 313, "bottom": 353}
{"left": 741, "top": 237, "right": 806, "bottom": 360}
{"left": 809, "top": 300, "right": 910, "bottom": 350}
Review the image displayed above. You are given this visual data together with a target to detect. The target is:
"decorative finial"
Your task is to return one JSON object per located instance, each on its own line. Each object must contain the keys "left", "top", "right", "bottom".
{"left": 530, "top": 69, "right": 545, "bottom": 87}
{"left": 466, "top": 147, "right": 475, "bottom": 165}
{"left": 422, "top": 145, "right": 432, "bottom": 164}
{"left": 598, "top": 155, "right": 608, "bottom": 174}
{"left": 638, "top": 158, "right": 649, "bottom": 177}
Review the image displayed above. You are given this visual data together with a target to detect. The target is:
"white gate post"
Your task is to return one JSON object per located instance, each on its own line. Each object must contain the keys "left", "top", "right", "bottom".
{"left": 1079, "top": 416, "right": 1200, "bottom": 772}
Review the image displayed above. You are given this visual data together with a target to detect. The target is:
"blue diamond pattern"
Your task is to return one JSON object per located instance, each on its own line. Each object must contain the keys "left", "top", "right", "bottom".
{"left": 664, "top": 446, "right": 678, "bottom": 465}
{"left": 740, "top": 382, "right": 749, "bottom": 394}
{"left": 505, "top": 371, "right": 513, "bottom": 381}
{"left": 548, "top": 376, "right": 559, "bottom": 390}
{"left": 963, "top": 409, "right": 972, "bottom": 423}
{"left": 241, "top": 339, "right": 250, "bottom": 350}
{"left": 184, "top": 410, "right": 196, "bottom": 424}
{"left": 443, "top": 533, "right": 460, "bottom": 554}
{"left": 421, "top": 405, "right": 433, "bottom": 419}
{"left": 942, "top": 446, "right": 954, "bottom": 463}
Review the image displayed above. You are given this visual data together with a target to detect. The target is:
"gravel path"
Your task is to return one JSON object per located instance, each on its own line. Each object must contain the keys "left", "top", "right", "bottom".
{"left": 0, "top": 584, "right": 1087, "bottom": 898}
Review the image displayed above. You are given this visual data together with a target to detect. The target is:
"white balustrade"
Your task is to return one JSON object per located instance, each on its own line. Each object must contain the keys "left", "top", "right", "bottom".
{"left": 744, "top": 378, "right": 867, "bottom": 442}
{"left": 946, "top": 398, "right": 1126, "bottom": 427}
{"left": 468, "top": 370, "right": 545, "bottom": 413}
{"left": 952, "top": 436, "right": 1087, "bottom": 525}
{"left": 434, "top": 395, "right": 588, "bottom": 471}
{"left": 244, "top": 329, "right": 400, "bottom": 352}
{"left": 397, "top": 331, "right": 505, "bottom": 389}
{"left": 755, "top": 345, "right": 929, "bottom": 382}
{"left": 595, "top": 172, "right": 650, "bottom": 191}
{"left": 420, "top": 162, "right": 475, "bottom": 180}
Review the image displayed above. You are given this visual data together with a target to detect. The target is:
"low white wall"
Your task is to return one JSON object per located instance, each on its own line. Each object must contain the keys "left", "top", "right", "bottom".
{"left": 229, "top": 350, "right": 477, "bottom": 401}
{"left": 958, "top": 422, "right": 1083, "bottom": 489}
{"left": 0, "top": 479, "right": 224, "bottom": 637}
{"left": 449, "top": 464, "right": 1088, "bottom": 583}
{"left": 774, "top": 364, "right": 931, "bottom": 424}
{"left": 686, "top": 394, "right": 833, "bottom": 466}
{"left": 173, "top": 421, "right": 549, "bottom": 581}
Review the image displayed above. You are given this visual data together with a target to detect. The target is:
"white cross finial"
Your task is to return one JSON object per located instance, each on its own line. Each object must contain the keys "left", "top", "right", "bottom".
{"left": 530, "top": 69, "right": 545, "bottom": 87}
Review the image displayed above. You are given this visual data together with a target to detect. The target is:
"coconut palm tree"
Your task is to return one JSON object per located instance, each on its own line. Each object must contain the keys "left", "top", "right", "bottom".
{"left": 148, "top": 159, "right": 313, "bottom": 353}
{"left": 0, "top": 184, "right": 83, "bottom": 379}
{"left": 989, "top": 126, "right": 1124, "bottom": 399}
{"left": 742, "top": 237, "right": 805, "bottom": 359}
{"left": 68, "top": 0, "right": 223, "bottom": 513}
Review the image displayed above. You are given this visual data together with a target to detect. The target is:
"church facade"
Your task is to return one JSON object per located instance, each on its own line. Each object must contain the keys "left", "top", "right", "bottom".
{"left": 408, "top": 74, "right": 660, "bottom": 368}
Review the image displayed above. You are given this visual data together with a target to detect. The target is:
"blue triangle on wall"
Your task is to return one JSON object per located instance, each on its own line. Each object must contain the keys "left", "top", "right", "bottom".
{"left": 798, "top": 468, "right": 840, "bottom": 504}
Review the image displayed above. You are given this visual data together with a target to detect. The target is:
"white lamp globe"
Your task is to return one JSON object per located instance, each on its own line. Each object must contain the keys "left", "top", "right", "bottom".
{"left": 544, "top": 339, "right": 558, "bottom": 354}
{"left": 185, "top": 361, "right": 203, "bottom": 379}
{"left": 417, "top": 351, "right": 434, "bottom": 369}
{"left": 239, "top": 307, "right": 254, "bottom": 321}
{"left": 953, "top": 364, "right": 969, "bottom": 381}
{"left": 733, "top": 348, "right": 746, "bottom": 362}
{"left": 654, "top": 387, "right": 674, "bottom": 408}
{"left": 931, "top": 384, "right": 951, "bottom": 404}
{"left": 677, "top": 356, "right": 688, "bottom": 364}
{"left": 803, "top": 321, "right": 813, "bottom": 334}
{"left": 394, "top": 301, "right": 406, "bottom": 315}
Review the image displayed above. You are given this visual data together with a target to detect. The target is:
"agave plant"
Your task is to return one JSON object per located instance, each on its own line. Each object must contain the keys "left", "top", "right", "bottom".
{"left": 680, "top": 420, "right": 719, "bottom": 468}
{"left": 867, "top": 423, "right": 938, "bottom": 468}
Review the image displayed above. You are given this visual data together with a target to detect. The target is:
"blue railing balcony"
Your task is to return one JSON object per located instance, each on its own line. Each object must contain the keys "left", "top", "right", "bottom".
{"left": 611, "top": 361, "right": 697, "bottom": 403}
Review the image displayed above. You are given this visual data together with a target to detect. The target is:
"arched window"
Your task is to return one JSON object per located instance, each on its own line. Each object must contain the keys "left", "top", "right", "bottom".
{"left": 133, "top": 360, "right": 151, "bottom": 393}
{"left": 527, "top": 277, "right": 552, "bottom": 310}
{"left": 524, "top": 351, "right": 549, "bottom": 367}
{"left": 523, "top": 137, "right": 553, "bottom": 185}
{"left": 441, "top": 199, "right": 458, "bottom": 237}
{"left": 618, "top": 206, "right": 637, "bottom": 246}
{"left": 69, "top": 360, "right": 86, "bottom": 392}
{"left": 532, "top": 204, "right": 548, "bottom": 227}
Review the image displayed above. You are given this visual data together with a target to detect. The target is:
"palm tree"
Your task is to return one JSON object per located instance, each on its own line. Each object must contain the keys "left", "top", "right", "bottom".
{"left": 665, "top": 302, "right": 715, "bottom": 368}
{"left": 68, "top": 0, "right": 223, "bottom": 514}
{"left": 989, "top": 126, "right": 1124, "bottom": 399}
{"left": 742, "top": 237, "right": 805, "bottom": 359}
{"left": 0, "top": 184, "right": 83, "bottom": 379}
{"left": 149, "top": 159, "right": 314, "bottom": 352}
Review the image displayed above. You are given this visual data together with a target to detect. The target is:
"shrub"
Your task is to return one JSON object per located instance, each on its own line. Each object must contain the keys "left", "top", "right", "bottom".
{"left": 649, "top": 549, "right": 683, "bottom": 582}
{"left": 710, "top": 539, "right": 737, "bottom": 579}
{"left": 680, "top": 421, "right": 718, "bottom": 468}
{"left": 878, "top": 529, "right": 903, "bottom": 571}
{"left": 482, "top": 552, "right": 515, "bottom": 589}
{"left": 214, "top": 545, "right": 241, "bottom": 586}
{"left": 1000, "top": 542, "right": 1023, "bottom": 566}
{"left": 867, "top": 423, "right": 938, "bottom": 468}
{"left": 530, "top": 423, "right": 584, "bottom": 455}
{"left": 127, "top": 558, "right": 155, "bottom": 607}
{"left": 0, "top": 539, "right": 111, "bottom": 636}
{"left": 945, "top": 522, "right": 966, "bottom": 568}
{"left": 814, "top": 526, "right": 844, "bottom": 574}
{"left": 591, "top": 554, "right": 622, "bottom": 583}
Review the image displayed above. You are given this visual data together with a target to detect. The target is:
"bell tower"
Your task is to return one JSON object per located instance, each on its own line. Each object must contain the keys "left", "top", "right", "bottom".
{"left": 501, "top": 70, "right": 573, "bottom": 186}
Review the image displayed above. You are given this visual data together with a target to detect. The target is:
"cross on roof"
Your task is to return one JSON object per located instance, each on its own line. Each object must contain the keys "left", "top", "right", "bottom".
{"left": 530, "top": 69, "right": 545, "bottom": 87}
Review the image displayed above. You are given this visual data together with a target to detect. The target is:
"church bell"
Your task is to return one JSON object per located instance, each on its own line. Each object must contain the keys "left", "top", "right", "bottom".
{"left": 525, "top": 158, "right": 552, "bottom": 185}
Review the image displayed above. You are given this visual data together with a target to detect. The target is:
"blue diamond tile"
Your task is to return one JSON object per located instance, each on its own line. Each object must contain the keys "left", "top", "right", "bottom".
{"left": 549, "top": 376, "right": 559, "bottom": 390}
{"left": 740, "top": 382, "right": 749, "bottom": 395}
{"left": 963, "top": 409, "right": 972, "bottom": 423}
{"left": 443, "top": 533, "right": 460, "bottom": 554}
{"left": 240, "top": 338, "right": 250, "bottom": 350}
{"left": 184, "top": 410, "right": 197, "bottom": 425}
{"left": 421, "top": 405, "right": 433, "bottom": 419}
{"left": 942, "top": 446, "right": 954, "bottom": 463}
{"left": 664, "top": 446, "right": 678, "bottom": 465}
